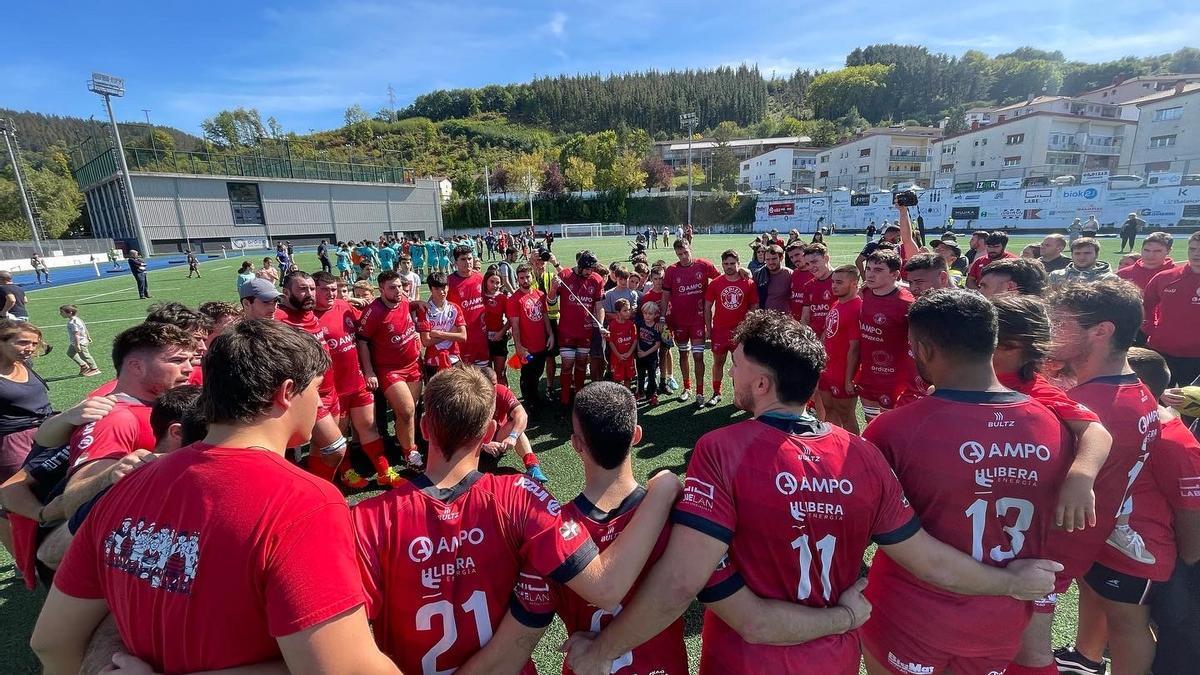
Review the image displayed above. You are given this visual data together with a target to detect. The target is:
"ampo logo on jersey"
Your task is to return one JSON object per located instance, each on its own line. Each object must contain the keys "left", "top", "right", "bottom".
{"left": 408, "top": 528, "right": 486, "bottom": 562}
{"left": 959, "top": 440, "right": 1052, "bottom": 464}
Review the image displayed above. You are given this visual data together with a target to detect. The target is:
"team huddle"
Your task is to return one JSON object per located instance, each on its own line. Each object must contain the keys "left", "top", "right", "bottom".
{"left": 3, "top": 206, "right": 1200, "bottom": 675}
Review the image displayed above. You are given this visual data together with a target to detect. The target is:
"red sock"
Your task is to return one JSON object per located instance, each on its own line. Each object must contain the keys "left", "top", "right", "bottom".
{"left": 695, "top": 380, "right": 703, "bottom": 396}
{"left": 1006, "top": 664, "right": 1059, "bottom": 675}
{"left": 361, "top": 437, "right": 386, "bottom": 462}
{"left": 683, "top": 379, "right": 691, "bottom": 391}
{"left": 713, "top": 379, "right": 722, "bottom": 396}
{"left": 573, "top": 367, "right": 586, "bottom": 394}
{"left": 560, "top": 372, "right": 572, "bottom": 404}
{"left": 306, "top": 453, "right": 338, "bottom": 481}
{"left": 522, "top": 453, "right": 539, "bottom": 469}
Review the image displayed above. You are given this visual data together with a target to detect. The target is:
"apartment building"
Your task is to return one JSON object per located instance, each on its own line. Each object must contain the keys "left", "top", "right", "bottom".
{"left": 1077, "top": 73, "right": 1200, "bottom": 105}
{"left": 932, "top": 111, "right": 1135, "bottom": 182}
{"left": 653, "top": 136, "right": 811, "bottom": 172}
{"left": 738, "top": 146, "right": 824, "bottom": 190}
{"left": 814, "top": 126, "right": 941, "bottom": 190}
{"left": 1128, "top": 82, "right": 1200, "bottom": 175}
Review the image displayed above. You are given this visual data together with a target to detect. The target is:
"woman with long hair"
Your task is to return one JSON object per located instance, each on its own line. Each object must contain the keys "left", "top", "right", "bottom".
{"left": 0, "top": 320, "right": 53, "bottom": 556}
{"left": 481, "top": 267, "right": 510, "bottom": 379}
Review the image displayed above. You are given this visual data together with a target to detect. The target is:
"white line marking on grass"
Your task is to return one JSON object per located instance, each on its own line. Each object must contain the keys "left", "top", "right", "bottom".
{"left": 42, "top": 316, "right": 147, "bottom": 329}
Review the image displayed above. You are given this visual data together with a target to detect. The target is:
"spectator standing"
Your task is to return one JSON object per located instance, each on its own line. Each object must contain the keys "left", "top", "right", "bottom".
{"left": 0, "top": 271, "right": 29, "bottom": 321}
{"left": 0, "top": 321, "right": 52, "bottom": 489}
{"left": 29, "top": 255, "right": 49, "bottom": 285}
{"left": 185, "top": 250, "right": 201, "bottom": 279}
{"left": 1049, "top": 238, "right": 1117, "bottom": 288}
{"left": 753, "top": 245, "right": 792, "bottom": 313}
{"left": 128, "top": 250, "right": 150, "bottom": 299}
{"left": 1082, "top": 214, "right": 1100, "bottom": 238}
{"left": 1068, "top": 217, "right": 1083, "bottom": 242}
{"left": 257, "top": 257, "right": 279, "bottom": 286}
{"left": 914, "top": 211, "right": 927, "bottom": 247}
{"left": 497, "top": 247, "right": 519, "bottom": 293}
{"left": 1039, "top": 233, "right": 1072, "bottom": 273}
{"left": 317, "top": 239, "right": 332, "bottom": 273}
{"left": 275, "top": 243, "right": 292, "bottom": 275}
{"left": 1119, "top": 212, "right": 1145, "bottom": 253}
{"left": 866, "top": 221, "right": 877, "bottom": 241}
{"left": 235, "top": 261, "right": 255, "bottom": 293}
{"left": 58, "top": 306, "right": 100, "bottom": 377}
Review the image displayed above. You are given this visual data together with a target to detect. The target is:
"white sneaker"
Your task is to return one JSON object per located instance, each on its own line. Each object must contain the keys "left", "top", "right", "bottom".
{"left": 706, "top": 394, "right": 721, "bottom": 408}
{"left": 407, "top": 449, "right": 425, "bottom": 470}
{"left": 679, "top": 390, "right": 691, "bottom": 402}
{"left": 1106, "top": 523, "right": 1156, "bottom": 564}
{"left": 665, "top": 377, "right": 679, "bottom": 392}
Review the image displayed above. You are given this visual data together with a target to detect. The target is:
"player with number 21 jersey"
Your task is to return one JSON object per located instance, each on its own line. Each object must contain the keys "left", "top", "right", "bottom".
{"left": 353, "top": 472, "right": 598, "bottom": 675}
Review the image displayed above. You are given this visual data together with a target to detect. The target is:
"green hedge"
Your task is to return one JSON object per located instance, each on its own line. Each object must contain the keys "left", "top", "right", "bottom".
{"left": 444, "top": 194, "right": 756, "bottom": 229}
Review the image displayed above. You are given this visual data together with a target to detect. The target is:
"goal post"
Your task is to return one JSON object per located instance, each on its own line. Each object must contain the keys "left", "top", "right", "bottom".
{"left": 560, "top": 223, "right": 626, "bottom": 238}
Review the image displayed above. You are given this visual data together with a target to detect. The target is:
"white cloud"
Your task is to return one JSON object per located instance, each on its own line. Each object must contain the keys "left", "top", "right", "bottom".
{"left": 546, "top": 11, "right": 567, "bottom": 39}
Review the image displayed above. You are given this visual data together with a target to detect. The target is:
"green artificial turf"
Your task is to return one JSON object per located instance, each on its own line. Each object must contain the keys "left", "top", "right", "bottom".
{"left": 1, "top": 232, "right": 1115, "bottom": 673}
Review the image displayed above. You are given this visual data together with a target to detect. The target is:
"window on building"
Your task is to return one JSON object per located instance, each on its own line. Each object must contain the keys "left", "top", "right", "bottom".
{"left": 820, "top": 155, "right": 829, "bottom": 163}
{"left": 860, "top": 148, "right": 871, "bottom": 157}
{"left": 768, "top": 159, "right": 776, "bottom": 166}
{"left": 228, "top": 183, "right": 265, "bottom": 226}
{"left": 981, "top": 138, "right": 988, "bottom": 145}
{"left": 742, "top": 163, "right": 749, "bottom": 170}
{"left": 1046, "top": 152, "right": 1081, "bottom": 166}
{"left": 858, "top": 164, "right": 870, "bottom": 173}
{"left": 1004, "top": 156, "right": 1021, "bottom": 167}
{"left": 1006, "top": 133, "right": 1025, "bottom": 145}
{"left": 1154, "top": 107, "right": 1183, "bottom": 122}
{"left": 941, "top": 164, "right": 954, "bottom": 173}
{"left": 819, "top": 170, "right": 829, "bottom": 178}
{"left": 1149, "top": 134, "right": 1177, "bottom": 148}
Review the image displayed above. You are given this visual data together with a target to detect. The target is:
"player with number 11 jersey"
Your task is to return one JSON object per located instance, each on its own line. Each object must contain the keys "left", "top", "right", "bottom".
{"left": 673, "top": 415, "right": 920, "bottom": 672}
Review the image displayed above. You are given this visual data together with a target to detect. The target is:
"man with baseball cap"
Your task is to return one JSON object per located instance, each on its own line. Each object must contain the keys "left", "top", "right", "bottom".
{"left": 239, "top": 278, "right": 282, "bottom": 320}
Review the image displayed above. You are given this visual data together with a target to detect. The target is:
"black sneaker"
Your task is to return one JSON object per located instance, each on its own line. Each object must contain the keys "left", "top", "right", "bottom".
{"left": 1053, "top": 646, "right": 1106, "bottom": 674}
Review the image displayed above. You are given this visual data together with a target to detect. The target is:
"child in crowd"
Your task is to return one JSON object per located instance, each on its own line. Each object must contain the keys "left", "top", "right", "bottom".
{"left": 635, "top": 301, "right": 667, "bottom": 405}
{"left": 606, "top": 299, "right": 638, "bottom": 390}
{"left": 58, "top": 305, "right": 100, "bottom": 377}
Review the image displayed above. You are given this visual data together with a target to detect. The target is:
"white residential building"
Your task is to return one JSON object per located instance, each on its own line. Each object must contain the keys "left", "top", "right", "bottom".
{"left": 653, "top": 136, "right": 812, "bottom": 172}
{"left": 738, "top": 146, "right": 824, "bottom": 190}
{"left": 1127, "top": 82, "right": 1200, "bottom": 175}
{"left": 1077, "top": 73, "right": 1200, "bottom": 105}
{"left": 814, "top": 126, "right": 941, "bottom": 190}
{"left": 932, "top": 111, "right": 1135, "bottom": 182}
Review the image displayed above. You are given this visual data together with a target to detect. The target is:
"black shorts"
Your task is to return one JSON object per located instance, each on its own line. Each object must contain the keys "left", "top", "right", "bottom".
{"left": 1084, "top": 561, "right": 1157, "bottom": 605}
{"left": 488, "top": 338, "right": 508, "bottom": 358}
{"left": 546, "top": 319, "right": 560, "bottom": 357}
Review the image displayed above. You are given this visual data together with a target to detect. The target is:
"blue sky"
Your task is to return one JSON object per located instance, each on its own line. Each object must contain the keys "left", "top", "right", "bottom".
{"left": 5, "top": 0, "right": 1198, "bottom": 135}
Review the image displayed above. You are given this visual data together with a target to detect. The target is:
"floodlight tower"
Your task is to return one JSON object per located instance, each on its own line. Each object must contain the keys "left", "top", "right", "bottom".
{"left": 679, "top": 112, "right": 698, "bottom": 229}
{"left": 89, "top": 72, "right": 149, "bottom": 255}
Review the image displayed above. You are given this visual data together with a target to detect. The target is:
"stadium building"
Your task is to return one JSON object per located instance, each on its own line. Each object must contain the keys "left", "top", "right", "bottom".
{"left": 73, "top": 146, "right": 444, "bottom": 254}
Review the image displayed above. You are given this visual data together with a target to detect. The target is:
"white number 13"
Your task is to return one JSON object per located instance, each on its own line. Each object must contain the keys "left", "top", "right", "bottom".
{"left": 964, "top": 497, "right": 1035, "bottom": 562}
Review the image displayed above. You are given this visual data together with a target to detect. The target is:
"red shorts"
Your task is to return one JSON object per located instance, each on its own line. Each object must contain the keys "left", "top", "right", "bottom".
{"left": 379, "top": 362, "right": 422, "bottom": 387}
{"left": 338, "top": 387, "right": 375, "bottom": 412}
{"left": 610, "top": 357, "right": 635, "bottom": 382}
{"left": 462, "top": 330, "right": 490, "bottom": 365}
{"left": 710, "top": 329, "right": 737, "bottom": 356}
{"left": 557, "top": 329, "right": 592, "bottom": 352}
{"left": 853, "top": 378, "right": 904, "bottom": 408}
{"left": 818, "top": 370, "right": 857, "bottom": 399}
{"left": 317, "top": 389, "right": 340, "bottom": 421}
{"left": 670, "top": 323, "right": 704, "bottom": 346}
{"left": 860, "top": 610, "right": 1016, "bottom": 675}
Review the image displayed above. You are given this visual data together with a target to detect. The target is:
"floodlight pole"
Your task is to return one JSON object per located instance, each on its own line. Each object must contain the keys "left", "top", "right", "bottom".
{"left": 0, "top": 121, "right": 43, "bottom": 256}
{"left": 484, "top": 164, "right": 495, "bottom": 230}
{"left": 90, "top": 73, "right": 149, "bottom": 256}
{"left": 680, "top": 112, "right": 698, "bottom": 230}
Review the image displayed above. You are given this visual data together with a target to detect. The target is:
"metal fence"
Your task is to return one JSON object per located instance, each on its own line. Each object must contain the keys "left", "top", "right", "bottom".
{"left": 73, "top": 147, "right": 417, "bottom": 189}
{"left": 0, "top": 238, "right": 115, "bottom": 259}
